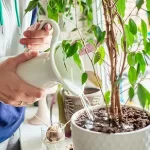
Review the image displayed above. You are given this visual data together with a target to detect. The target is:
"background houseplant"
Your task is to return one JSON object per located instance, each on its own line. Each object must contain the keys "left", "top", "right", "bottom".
{"left": 25, "top": 0, "right": 150, "bottom": 149}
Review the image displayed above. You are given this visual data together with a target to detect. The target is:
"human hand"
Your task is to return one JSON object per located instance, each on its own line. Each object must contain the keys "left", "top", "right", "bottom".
{"left": 20, "top": 22, "right": 53, "bottom": 51}
{"left": 0, "top": 51, "right": 46, "bottom": 107}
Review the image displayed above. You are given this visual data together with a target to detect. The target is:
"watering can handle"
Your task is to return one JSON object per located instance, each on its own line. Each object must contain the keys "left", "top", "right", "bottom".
{"left": 24, "top": 19, "right": 60, "bottom": 52}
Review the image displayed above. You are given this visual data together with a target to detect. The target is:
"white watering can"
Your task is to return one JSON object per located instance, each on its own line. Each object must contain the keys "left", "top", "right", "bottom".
{"left": 0, "top": 19, "right": 85, "bottom": 96}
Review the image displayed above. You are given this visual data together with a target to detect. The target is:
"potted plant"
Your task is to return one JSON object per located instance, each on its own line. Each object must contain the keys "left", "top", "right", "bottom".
{"left": 25, "top": 0, "right": 150, "bottom": 149}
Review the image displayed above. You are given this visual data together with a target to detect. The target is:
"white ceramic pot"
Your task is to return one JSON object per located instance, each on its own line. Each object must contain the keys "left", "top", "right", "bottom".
{"left": 0, "top": 19, "right": 85, "bottom": 96}
{"left": 71, "top": 105, "right": 150, "bottom": 150}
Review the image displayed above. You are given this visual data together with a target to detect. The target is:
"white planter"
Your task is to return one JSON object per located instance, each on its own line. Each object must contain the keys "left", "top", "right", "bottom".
{"left": 71, "top": 105, "right": 150, "bottom": 150}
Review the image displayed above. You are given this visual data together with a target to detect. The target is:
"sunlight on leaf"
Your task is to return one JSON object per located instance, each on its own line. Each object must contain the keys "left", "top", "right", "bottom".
{"left": 146, "top": 0, "right": 150, "bottom": 11}
{"left": 127, "top": 52, "right": 136, "bottom": 66}
{"left": 73, "top": 53, "right": 82, "bottom": 69}
{"left": 141, "top": 19, "right": 147, "bottom": 40}
{"left": 116, "top": 0, "right": 126, "bottom": 17}
{"left": 104, "top": 91, "right": 111, "bottom": 105}
{"left": 128, "top": 66, "right": 137, "bottom": 85}
{"left": 94, "top": 52, "right": 101, "bottom": 64}
{"left": 98, "top": 46, "right": 105, "bottom": 65}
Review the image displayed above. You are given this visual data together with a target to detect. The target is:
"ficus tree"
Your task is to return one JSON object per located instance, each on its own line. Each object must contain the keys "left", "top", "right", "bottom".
{"left": 26, "top": 0, "right": 150, "bottom": 122}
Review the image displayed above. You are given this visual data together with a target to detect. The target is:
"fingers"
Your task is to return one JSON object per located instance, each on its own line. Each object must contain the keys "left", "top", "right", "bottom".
{"left": 26, "top": 43, "right": 52, "bottom": 51}
{"left": 20, "top": 36, "right": 51, "bottom": 45}
{"left": 9, "top": 51, "right": 38, "bottom": 66}
{"left": 23, "top": 23, "right": 53, "bottom": 38}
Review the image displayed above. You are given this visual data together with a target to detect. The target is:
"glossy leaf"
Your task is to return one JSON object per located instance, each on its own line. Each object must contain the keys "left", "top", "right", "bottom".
{"left": 135, "top": 52, "right": 146, "bottom": 74}
{"left": 137, "top": 83, "right": 149, "bottom": 108}
{"left": 92, "top": 25, "right": 106, "bottom": 44}
{"left": 145, "top": 41, "right": 150, "bottom": 55}
{"left": 94, "top": 52, "right": 101, "bottom": 64}
{"left": 136, "top": 0, "right": 144, "bottom": 10}
{"left": 86, "top": 71, "right": 102, "bottom": 87}
{"left": 128, "top": 66, "right": 137, "bottom": 85}
{"left": 127, "top": 52, "right": 136, "bottom": 66}
{"left": 141, "top": 19, "right": 147, "bottom": 40}
{"left": 82, "top": 72, "right": 88, "bottom": 85}
{"left": 116, "top": 0, "right": 126, "bottom": 17}
{"left": 129, "top": 19, "right": 137, "bottom": 35}
{"left": 146, "top": 0, "right": 150, "bottom": 11}
{"left": 125, "top": 25, "right": 134, "bottom": 47}
{"left": 104, "top": 91, "right": 111, "bottom": 105}
{"left": 47, "top": 3, "right": 59, "bottom": 22}
{"left": 66, "top": 41, "right": 83, "bottom": 58}
{"left": 129, "top": 87, "right": 134, "bottom": 100}
{"left": 25, "top": 0, "right": 39, "bottom": 14}
{"left": 98, "top": 46, "right": 105, "bottom": 65}
{"left": 73, "top": 53, "right": 82, "bottom": 69}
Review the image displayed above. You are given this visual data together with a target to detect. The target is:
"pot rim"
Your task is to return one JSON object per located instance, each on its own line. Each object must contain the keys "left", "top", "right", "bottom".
{"left": 71, "top": 105, "right": 150, "bottom": 135}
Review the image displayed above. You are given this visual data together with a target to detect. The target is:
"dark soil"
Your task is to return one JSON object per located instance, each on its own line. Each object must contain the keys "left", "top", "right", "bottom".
{"left": 84, "top": 87, "right": 100, "bottom": 95}
{"left": 76, "top": 106, "right": 150, "bottom": 133}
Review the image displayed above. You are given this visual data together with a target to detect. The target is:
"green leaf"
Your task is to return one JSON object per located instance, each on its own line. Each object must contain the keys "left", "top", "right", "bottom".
{"left": 25, "top": 0, "right": 39, "bottom": 14}
{"left": 92, "top": 25, "right": 106, "bottom": 44}
{"left": 137, "top": 83, "right": 149, "bottom": 108}
{"left": 136, "top": 0, "right": 144, "bottom": 10}
{"left": 129, "top": 19, "right": 137, "bottom": 35}
{"left": 125, "top": 25, "right": 134, "bottom": 47}
{"left": 47, "top": 3, "right": 59, "bottom": 22}
{"left": 141, "top": 19, "right": 147, "bottom": 40}
{"left": 98, "top": 46, "right": 105, "bottom": 65}
{"left": 129, "top": 87, "right": 134, "bottom": 100}
{"left": 135, "top": 52, "right": 146, "bottom": 74}
{"left": 66, "top": 41, "right": 83, "bottom": 58}
{"left": 147, "top": 11, "right": 150, "bottom": 25}
{"left": 136, "top": 63, "right": 141, "bottom": 76}
{"left": 104, "top": 91, "right": 111, "bottom": 105}
{"left": 128, "top": 66, "right": 137, "bottom": 85}
{"left": 94, "top": 52, "right": 101, "bottom": 64}
{"left": 86, "top": 0, "right": 92, "bottom": 6}
{"left": 73, "top": 53, "right": 82, "bottom": 69}
{"left": 145, "top": 41, "right": 150, "bottom": 55}
{"left": 146, "top": 0, "right": 150, "bottom": 11}
{"left": 44, "top": 48, "right": 51, "bottom": 52}
{"left": 116, "top": 0, "right": 126, "bottom": 17}
{"left": 127, "top": 52, "right": 136, "bottom": 66}
{"left": 82, "top": 72, "right": 88, "bottom": 85}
